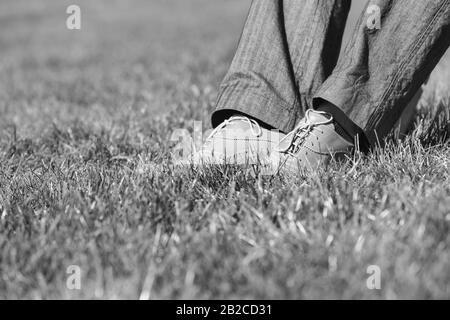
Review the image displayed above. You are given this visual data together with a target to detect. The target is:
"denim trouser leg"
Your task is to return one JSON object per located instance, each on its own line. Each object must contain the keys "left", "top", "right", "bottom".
{"left": 314, "top": 0, "right": 450, "bottom": 144}
{"left": 213, "top": 0, "right": 450, "bottom": 142}
{"left": 212, "top": 0, "right": 351, "bottom": 133}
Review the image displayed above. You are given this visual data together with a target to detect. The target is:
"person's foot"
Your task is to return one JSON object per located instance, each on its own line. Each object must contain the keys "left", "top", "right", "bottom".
{"left": 178, "top": 116, "right": 285, "bottom": 167}
{"left": 271, "top": 109, "right": 354, "bottom": 174}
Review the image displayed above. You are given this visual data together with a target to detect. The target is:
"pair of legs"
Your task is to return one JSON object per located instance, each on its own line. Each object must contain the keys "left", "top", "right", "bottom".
{"left": 212, "top": 0, "right": 450, "bottom": 147}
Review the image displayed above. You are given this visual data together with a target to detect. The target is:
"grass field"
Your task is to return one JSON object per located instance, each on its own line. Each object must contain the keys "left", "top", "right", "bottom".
{"left": 0, "top": 0, "right": 449, "bottom": 299}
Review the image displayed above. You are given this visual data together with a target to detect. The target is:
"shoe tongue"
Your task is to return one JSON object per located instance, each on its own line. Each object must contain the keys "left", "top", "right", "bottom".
{"left": 225, "top": 117, "right": 255, "bottom": 132}
{"left": 276, "top": 111, "right": 332, "bottom": 152}
{"left": 210, "top": 117, "right": 253, "bottom": 139}
{"left": 307, "top": 111, "right": 332, "bottom": 123}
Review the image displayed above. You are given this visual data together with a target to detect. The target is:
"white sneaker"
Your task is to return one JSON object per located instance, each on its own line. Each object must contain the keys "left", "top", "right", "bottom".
{"left": 272, "top": 109, "right": 354, "bottom": 174}
{"left": 178, "top": 116, "right": 285, "bottom": 167}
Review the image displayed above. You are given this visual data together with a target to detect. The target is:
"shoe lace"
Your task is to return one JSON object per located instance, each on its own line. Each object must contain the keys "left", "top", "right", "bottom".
{"left": 207, "top": 116, "right": 262, "bottom": 140}
{"left": 278, "top": 109, "right": 333, "bottom": 156}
